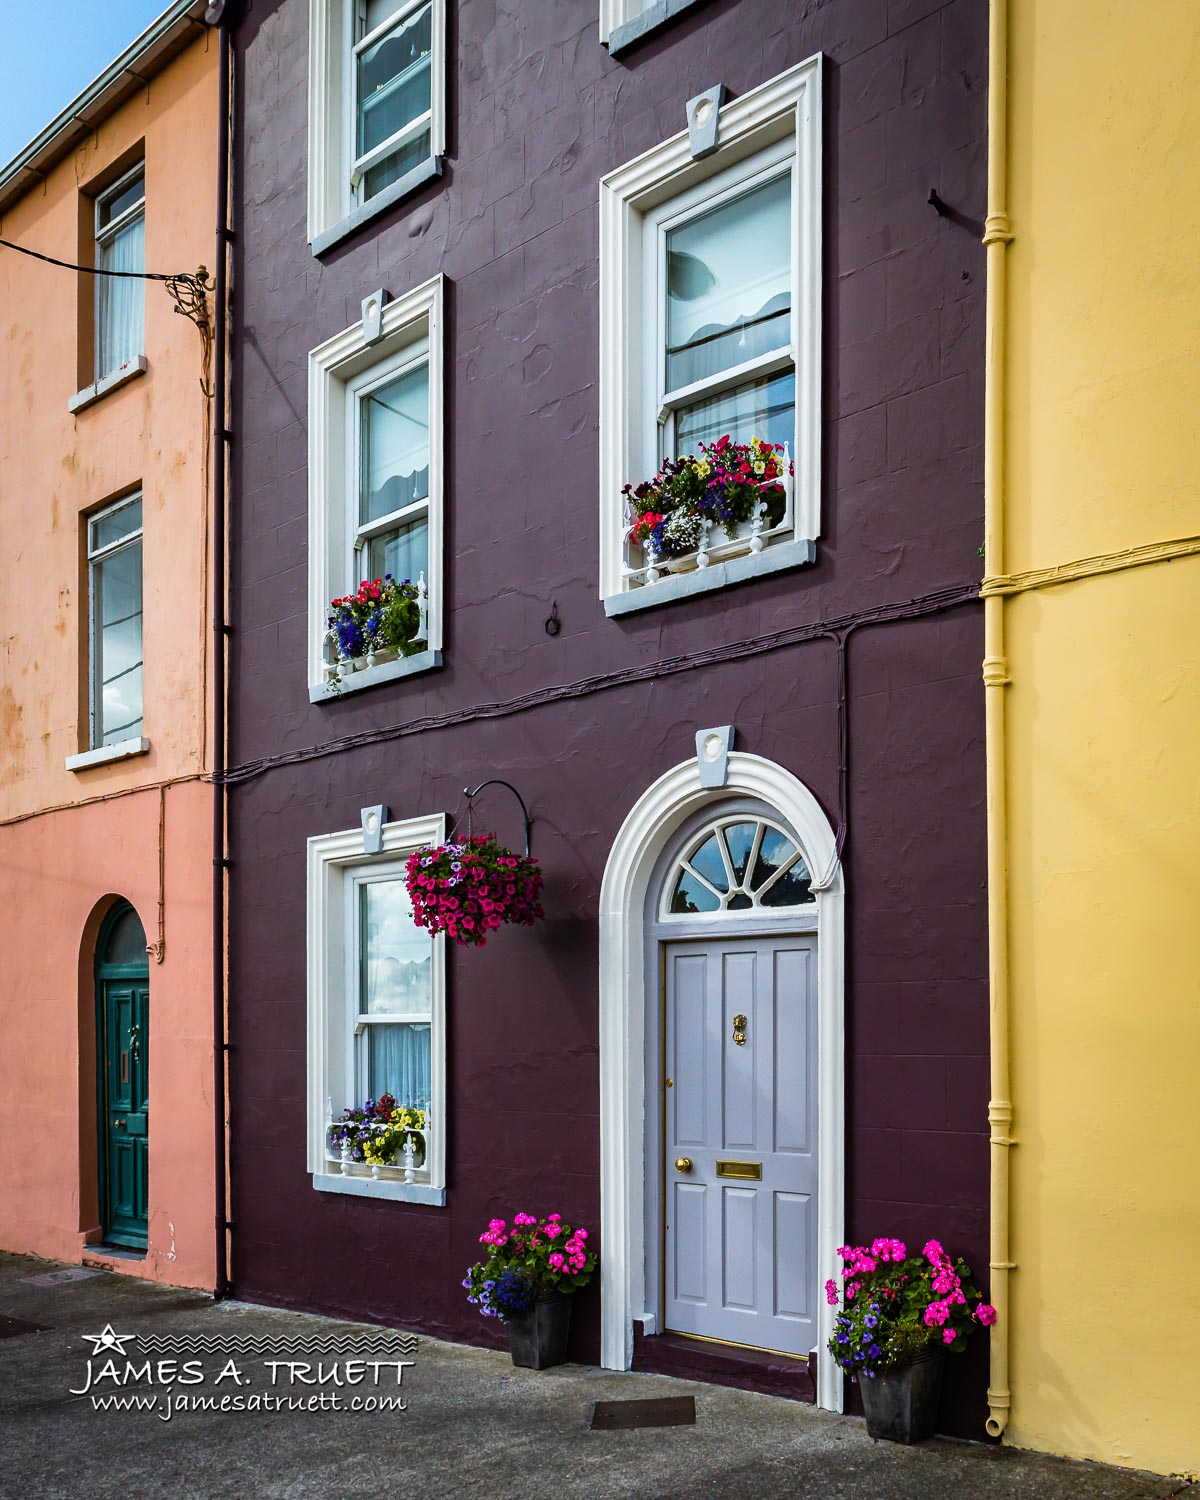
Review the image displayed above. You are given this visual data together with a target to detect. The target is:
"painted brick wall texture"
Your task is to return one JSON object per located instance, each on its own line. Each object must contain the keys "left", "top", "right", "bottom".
{"left": 228, "top": 0, "right": 989, "bottom": 1434}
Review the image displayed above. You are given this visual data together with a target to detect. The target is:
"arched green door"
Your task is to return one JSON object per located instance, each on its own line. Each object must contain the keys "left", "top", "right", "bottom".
{"left": 96, "top": 902, "right": 149, "bottom": 1250}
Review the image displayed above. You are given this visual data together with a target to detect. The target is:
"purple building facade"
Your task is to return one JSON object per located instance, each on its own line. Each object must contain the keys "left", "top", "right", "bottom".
{"left": 226, "top": 0, "right": 989, "bottom": 1434}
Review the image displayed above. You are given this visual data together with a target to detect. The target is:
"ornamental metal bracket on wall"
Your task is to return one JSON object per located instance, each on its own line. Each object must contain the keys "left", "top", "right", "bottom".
{"left": 463, "top": 780, "right": 533, "bottom": 856}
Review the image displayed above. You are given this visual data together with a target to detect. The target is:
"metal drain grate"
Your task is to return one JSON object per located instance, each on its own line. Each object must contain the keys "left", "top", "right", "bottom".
{"left": 0, "top": 1314, "right": 49, "bottom": 1340}
{"left": 591, "top": 1396, "right": 696, "bottom": 1430}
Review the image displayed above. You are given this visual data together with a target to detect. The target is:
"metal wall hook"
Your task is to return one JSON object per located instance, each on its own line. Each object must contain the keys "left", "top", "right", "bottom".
{"left": 463, "top": 779, "right": 533, "bottom": 857}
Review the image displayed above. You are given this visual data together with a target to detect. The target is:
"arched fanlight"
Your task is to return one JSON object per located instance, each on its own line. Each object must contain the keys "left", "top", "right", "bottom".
{"left": 664, "top": 817, "right": 814, "bottom": 916}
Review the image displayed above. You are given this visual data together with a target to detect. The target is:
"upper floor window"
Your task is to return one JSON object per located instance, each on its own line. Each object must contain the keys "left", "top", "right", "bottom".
{"left": 94, "top": 166, "right": 145, "bottom": 380}
{"left": 87, "top": 494, "right": 144, "bottom": 749}
{"left": 309, "top": 0, "right": 445, "bottom": 253}
{"left": 308, "top": 276, "right": 444, "bottom": 701}
{"left": 599, "top": 59, "right": 822, "bottom": 615}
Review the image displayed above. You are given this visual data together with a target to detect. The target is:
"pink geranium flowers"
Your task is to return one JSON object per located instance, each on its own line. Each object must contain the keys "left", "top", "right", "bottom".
{"left": 406, "top": 833, "right": 544, "bottom": 948}
{"left": 464, "top": 1210, "right": 597, "bottom": 1322}
{"left": 827, "top": 1234, "right": 998, "bottom": 1381}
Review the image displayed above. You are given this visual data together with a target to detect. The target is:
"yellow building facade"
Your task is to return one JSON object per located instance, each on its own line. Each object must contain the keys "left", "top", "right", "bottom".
{"left": 988, "top": 0, "right": 1200, "bottom": 1477}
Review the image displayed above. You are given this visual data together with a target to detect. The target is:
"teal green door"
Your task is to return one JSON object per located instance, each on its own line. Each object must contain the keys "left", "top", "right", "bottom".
{"left": 96, "top": 904, "right": 150, "bottom": 1250}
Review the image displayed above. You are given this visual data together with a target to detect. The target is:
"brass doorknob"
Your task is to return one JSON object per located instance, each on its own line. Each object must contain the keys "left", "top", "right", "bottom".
{"left": 113, "top": 1118, "right": 127, "bottom": 1130}
{"left": 674, "top": 1157, "right": 693, "bottom": 1173}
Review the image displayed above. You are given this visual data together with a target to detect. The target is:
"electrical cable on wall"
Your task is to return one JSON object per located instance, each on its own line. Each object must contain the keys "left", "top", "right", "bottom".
{"left": 0, "top": 236, "right": 213, "bottom": 383}
{"left": 0, "top": 233, "right": 191, "bottom": 281}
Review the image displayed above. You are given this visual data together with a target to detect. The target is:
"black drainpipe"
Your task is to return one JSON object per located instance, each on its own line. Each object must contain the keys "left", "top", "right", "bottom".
{"left": 208, "top": 2, "right": 232, "bottom": 1302}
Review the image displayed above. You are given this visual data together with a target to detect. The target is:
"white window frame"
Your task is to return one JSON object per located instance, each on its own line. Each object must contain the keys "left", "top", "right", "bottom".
{"left": 87, "top": 491, "right": 144, "bottom": 752}
{"left": 309, "top": 0, "right": 446, "bottom": 254}
{"left": 308, "top": 274, "right": 444, "bottom": 702}
{"left": 598, "top": 58, "right": 822, "bottom": 613}
{"left": 643, "top": 141, "right": 797, "bottom": 495}
{"left": 307, "top": 812, "right": 447, "bottom": 1205}
{"left": 94, "top": 163, "right": 146, "bottom": 381}
{"left": 599, "top": 0, "right": 709, "bottom": 54}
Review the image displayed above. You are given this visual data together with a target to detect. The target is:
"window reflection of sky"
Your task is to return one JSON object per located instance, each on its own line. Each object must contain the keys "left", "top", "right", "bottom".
{"left": 359, "top": 878, "right": 431, "bottom": 1015}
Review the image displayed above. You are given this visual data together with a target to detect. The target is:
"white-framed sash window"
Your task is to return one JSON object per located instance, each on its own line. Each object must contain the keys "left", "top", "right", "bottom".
{"left": 87, "top": 493, "right": 144, "bottom": 749}
{"left": 599, "top": 59, "right": 822, "bottom": 613}
{"left": 308, "top": 814, "right": 447, "bottom": 1205}
{"left": 310, "top": 0, "right": 445, "bottom": 251}
{"left": 349, "top": 0, "right": 433, "bottom": 207}
{"left": 646, "top": 142, "right": 797, "bottom": 482}
{"left": 308, "top": 275, "right": 444, "bottom": 700}
{"left": 94, "top": 164, "right": 145, "bottom": 380}
{"left": 347, "top": 340, "right": 431, "bottom": 592}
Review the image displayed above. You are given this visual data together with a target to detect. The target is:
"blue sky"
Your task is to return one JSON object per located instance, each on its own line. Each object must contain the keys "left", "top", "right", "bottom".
{"left": 1, "top": 2, "right": 169, "bottom": 166}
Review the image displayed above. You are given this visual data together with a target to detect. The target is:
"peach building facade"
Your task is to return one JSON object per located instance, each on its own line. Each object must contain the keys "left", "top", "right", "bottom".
{"left": 0, "top": 5, "right": 220, "bottom": 1291}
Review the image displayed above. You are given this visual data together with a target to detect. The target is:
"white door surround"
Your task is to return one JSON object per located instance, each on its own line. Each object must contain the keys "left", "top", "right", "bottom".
{"left": 599, "top": 752, "right": 844, "bottom": 1410}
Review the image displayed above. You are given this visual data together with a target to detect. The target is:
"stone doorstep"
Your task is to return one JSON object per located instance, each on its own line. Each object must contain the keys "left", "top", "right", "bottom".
{"left": 632, "top": 1322, "right": 817, "bottom": 1404}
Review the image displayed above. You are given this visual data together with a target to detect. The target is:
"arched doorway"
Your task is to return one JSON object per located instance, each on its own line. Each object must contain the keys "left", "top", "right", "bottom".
{"left": 598, "top": 753, "right": 844, "bottom": 1408}
{"left": 647, "top": 803, "right": 819, "bottom": 1359}
{"left": 95, "top": 902, "right": 149, "bottom": 1251}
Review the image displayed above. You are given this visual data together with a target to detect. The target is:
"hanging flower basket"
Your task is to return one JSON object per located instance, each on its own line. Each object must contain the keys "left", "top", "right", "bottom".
{"left": 405, "top": 834, "right": 544, "bottom": 948}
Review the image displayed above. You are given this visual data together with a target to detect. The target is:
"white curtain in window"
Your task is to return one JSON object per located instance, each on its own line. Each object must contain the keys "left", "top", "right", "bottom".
{"left": 96, "top": 213, "right": 144, "bottom": 378}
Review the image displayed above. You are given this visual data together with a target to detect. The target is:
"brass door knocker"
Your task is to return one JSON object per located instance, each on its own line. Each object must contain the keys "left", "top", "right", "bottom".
{"left": 732, "top": 1013, "right": 748, "bottom": 1046}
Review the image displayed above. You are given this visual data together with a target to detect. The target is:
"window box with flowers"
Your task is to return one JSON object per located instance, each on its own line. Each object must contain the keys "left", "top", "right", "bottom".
{"left": 622, "top": 434, "right": 793, "bottom": 583}
{"left": 325, "top": 1095, "right": 429, "bottom": 1182}
{"left": 322, "top": 574, "right": 428, "bottom": 687}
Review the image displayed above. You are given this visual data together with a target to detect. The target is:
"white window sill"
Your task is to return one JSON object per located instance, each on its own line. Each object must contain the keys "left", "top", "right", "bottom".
{"left": 603, "top": 0, "right": 710, "bottom": 55}
{"left": 68, "top": 356, "right": 149, "bottom": 414}
{"left": 604, "top": 538, "right": 817, "bottom": 617}
{"left": 309, "top": 647, "right": 442, "bottom": 703}
{"left": 313, "top": 1172, "right": 446, "bottom": 1206}
{"left": 310, "top": 157, "right": 443, "bottom": 258}
{"left": 65, "top": 736, "right": 150, "bottom": 772}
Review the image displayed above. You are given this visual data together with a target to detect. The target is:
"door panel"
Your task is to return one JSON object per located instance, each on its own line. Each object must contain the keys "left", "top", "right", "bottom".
{"left": 663, "top": 935, "right": 817, "bottom": 1356}
{"left": 722, "top": 1186, "right": 757, "bottom": 1310}
{"left": 672, "top": 1182, "right": 708, "bottom": 1302}
{"left": 101, "top": 980, "right": 149, "bottom": 1250}
{"left": 773, "top": 1191, "right": 812, "bottom": 1319}
{"left": 773, "top": 947, "right": 812, "bottom": 1153}
{"left": 721, "top": 951, "right": 757, "bottom": 1149}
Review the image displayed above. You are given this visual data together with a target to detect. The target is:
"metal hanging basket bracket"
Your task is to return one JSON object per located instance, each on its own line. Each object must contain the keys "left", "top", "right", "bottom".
{"left": 463, "top": 780, "right": 533, "bottom": 858}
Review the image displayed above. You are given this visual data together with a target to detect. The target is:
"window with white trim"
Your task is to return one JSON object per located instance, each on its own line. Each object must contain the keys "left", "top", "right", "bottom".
{"left": 87, "top": 494, "right": 144, "bottom": 749}
{"left": 309, "top": 0, "right": 445, "bottom": 251}
{"left": 598, "top": 59, "right": 821, "bottom": 614}
{"left": 308, "top": 275, "right": 443, "bottom": 700}
{"left": 307, "top": 814, "right": 447, "bottom": 1204}
{"left": 94, "top": 165, "right": 145, "bottom": 380}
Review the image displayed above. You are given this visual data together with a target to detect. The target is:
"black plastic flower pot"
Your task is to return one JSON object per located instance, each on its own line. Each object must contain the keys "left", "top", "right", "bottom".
{"left": 858, "top": 1348, "right": 944, "bottom": 1444}
{"left": 507, "top": 1295, "right": 572, "bottom": 1370}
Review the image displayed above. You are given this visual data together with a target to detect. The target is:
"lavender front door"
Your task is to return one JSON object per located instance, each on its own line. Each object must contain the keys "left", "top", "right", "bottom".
{"left": 663, "top": 934, "right": 818, "bottom": 1356}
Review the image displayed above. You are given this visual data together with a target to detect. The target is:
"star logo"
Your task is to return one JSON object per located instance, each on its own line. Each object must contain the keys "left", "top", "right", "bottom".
{"left": 81, "top": 1324, "right": 137, "bottom": 1357}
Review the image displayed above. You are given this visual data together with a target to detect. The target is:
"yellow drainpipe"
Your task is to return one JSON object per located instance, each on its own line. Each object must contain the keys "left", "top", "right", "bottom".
{"left": 982, "top": 0, "right": 1015, "bottom": 1442}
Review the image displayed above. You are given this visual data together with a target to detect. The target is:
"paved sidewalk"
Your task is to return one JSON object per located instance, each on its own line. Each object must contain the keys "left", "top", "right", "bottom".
{"left": 0, "top": 1253, "right": 1179, "bottom": 1500}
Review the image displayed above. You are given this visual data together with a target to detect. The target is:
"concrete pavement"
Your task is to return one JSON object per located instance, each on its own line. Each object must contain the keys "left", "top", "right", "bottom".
{"left": 0, "top": 1253, "right": 1180, "bottom": 1500}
